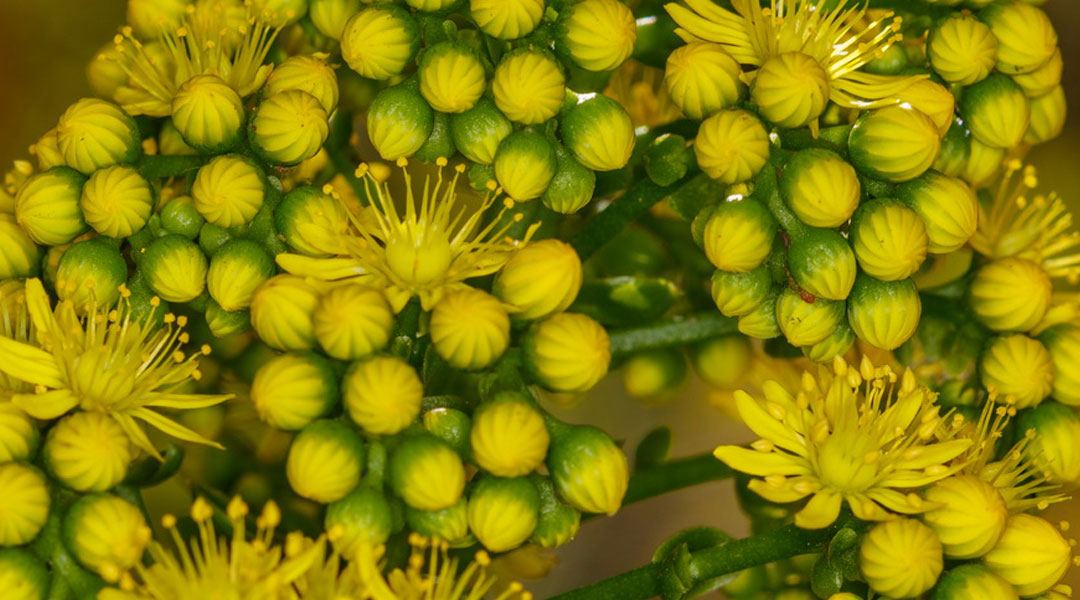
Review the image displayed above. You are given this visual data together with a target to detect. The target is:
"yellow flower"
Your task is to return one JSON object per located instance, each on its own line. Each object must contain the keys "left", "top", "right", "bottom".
{"left": 694, "top": 108, "right": 770, "bottom": 184}
{"left": 343, "top": 356, "right": 423, "bottom": 435}
{"left": 1013, "top": 49, "right": 1063, "bottom": 99}
{"left": 470, "top": 394, "right": 550, "bottom": 478}
{"left": 714, "top": 356, "right": 969, "bottom": 529}
{"left": 44, "top": 411, "right": 133, "bottom": 492}
{"left": 286, "top": 419, "right": 365, "bottom": 503}
{"left": 0, "top": 279, "right": 228, "bottom": 459}
{"left": 493, "top": 48, "right": 566, "bottom": 125}
{"left": 752, "top": 52, "right": 830, "bottom": 129}
{"left": 251, "top": 352, "right": 338, "bottom": 431}
{"left": 80, "top": 165, "right": 154, "bottom": 239}
{"left": 962, "top": 138, "right": 1005, "bottom": 190}
{"left": 63, "top": 493, "right": 150, "bottom": 580}
{"left": 927, "top": 15, "right": 998, "bottom": 86}
{"left": 170, "top": 73, "right": 246, "bottom": 153}
{"left": 524, "top": 312, "right": 611, "bottom": 393}
{"left": 471, "top": 0, "right": 545, "bottom": 40}
{"left": 898, "top": 79, "right": 955, "bottom": 137}
{"left": 1040, "top": 324, "right": 1080, "bottom": 406}
{"left": 933, "top": 564, "right": 1020, "bottom": 600}
{"left": 664, "top": 42, "right": 745, "bottom": 121}
{"left": 859, "top": 518, "right": 943, "bottom": 599}
{"left": 494, "top": 131, "right": 558, "bottom": 202}
{"left": 0, "top": 463, "right": 49, "bottom": 546}
{"left": 0, "top": 401, "right": 37, "bottom": 464}
{"left": 1015, "top": 401, "right": 1080, "bottom": 487}
{"left": 313, "top": 283, "right": 394, "bottom": 361}
{"left": 546, "top": 421, "right": 628, "bottom": 515}
{"left": 983, "top": 514, "right": 1072, "bottom": 597}
{"left": 468, "top": 477, "right": 540, "bottom": 553}
{"left": 191, "top": 154, "right": 266, "bottom": 228}
{"left": 710, "top": 266, "right": 771, "bottom": 318}
{"left": 31, "top": 128, "right": 65, "bottom": 171}
{"left": 556, "top": 0, "right": 637, "bottom": 72}
{"left": 340, "top": 5, "right": 420, "bottom": 80}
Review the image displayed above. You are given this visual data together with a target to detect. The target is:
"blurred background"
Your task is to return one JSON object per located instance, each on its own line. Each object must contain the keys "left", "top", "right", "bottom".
{"left": 0, "top": 1, "right": 1076, "bottom": 598}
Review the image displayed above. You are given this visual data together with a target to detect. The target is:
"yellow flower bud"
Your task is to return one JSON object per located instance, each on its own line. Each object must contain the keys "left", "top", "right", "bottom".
{"left": 494, "top": 131, "right": 558, "bottom": 201}
{"left": 340, "top": 6, "right": 420, "bottom": 80}
{"left": 780, "top": 149, "right": 860, "bottom": 228}
{"left": 738, "top": 289, "right": 781, "bottom": 340}
{"left": 141, "top": 235, "right": 208, "bottom": 303}
{"left": 249, "top": 0, "right": 308, "bottom": 27}
{"left": 79, "top": 165, "right": 153, "bottom": 239}
{"left": 928, "top": 15, "right": 998, "bottom": 86}
{"left": 561, "top": 95, "right": 635, "bottom": 171}
{"left": 251, "top": 274, "right": 322, "bottom": 351}
{"left": 14, "top": 167, "right": 87, "bottom": 246}
{"left": 980, "top": 334, "right": 1053, "bottom": 409}
{"left": 803, "top": 322, "right": 855, "bottom": 363}
{"left": 191, "top": 154, "right": 266, "bottom": 228}
{"left": 546, "top": 422, "right": 628, "bottom": 515}
{"left": 710, "top": 266, "right": 771, "bottom": 318}
{"left": 787, "top": 228, "right": 856, "bottom": 300}
{"left": 55, "top": 239, "right": 126, "bottom": 313}
{"left": 126, "top": 0, "right": 188, "bottom": 39}
{"left": 897, "top": 171, "right": 978, "bottom": 254}
{"left": 701, "top": 199, "right": 776, "bottom": 273}
{"left": 1013, "top": 49, "right": 1062, "bottom": 98}
{"left": 847, "top": 275, "right": 921, "bottom": 350}
{"left": 621, "top": 348, "right": 686, "bottom": 403}
{"left": 922, "top": 475, "right": 1007, "bottom": 559}
{"left": 848, "top": 106, "right": 941, "bottom": 182}
{"left": 931, "top": 564, "right": 1019, "bottom": 600}
{"left": 775, "top": 288, "right": 844, "bottom": 348}
{"left": 250, "top": 90, "right": 329, "bottom": 166}
{"left": 961, "top": 74, "right": 1030, "bottom": 149}
{"left": 309, "top": 0, "right": 361, "bottom": 40}
{"left": 87, "top": 42, "right": 126, "bottom": 101}
{"left": 691, "top": 335, "right": 751, "bottom": 389}
{"left": 850, "top": 199, "right": 929, "bottom": 282}
{"left": 313, "top": 283, "right": 394, "bottom": 361}
{"left": 344, "top": 356, "right": 422, "bottom": 435}
{"left": 664, "top": 43, "right": 745, "bottom": 120}
{"left": 752, "top": 52, "right": 829, "bottom": 129}
{"left": 56, "top": 99, "right": 140, "bottom": 175}
{"left": 1040, "top": 324, "right": 1080, "bottom": 405}
{"left": 694, "top": 109, "right": 770, "bottom": 184}
{"left": 468, "top": 476, "right": 540, "bottom": 553}
{"left": 286, "top": 419, "right": 365, "bottom": 503}
{"left": 860, "top": 518, "right": 943, "bottom": 599}
{"left": 1016, "top": 402, "right": 1080, "bottom": 486}
{"left": 970, "top": 257, "right": 1051, "bottom": 332}
{"left": 0, "top": 403, "right": 35, "bottom": 465}
{"left": 962, "top": 138, "right": 1005, "bottom": 189}
{"left": 471, "top": 394, "right": 550, "bottom": 478}
{"left": 0, "top": 463, "right": 49, "bottom": 545}
{"left": 470, "top": 0, "right": 545, "bottom": 40}
{"left": 207, "top": 240, "right": 274, "bottom": 311}
{"left": 31, "top": 128, "right": 64, "bottom": 171}
{"left": 275, "top": 186, "right": 350, "bottom": 258}
{"left": 429, "top": 287, "right": 510, "bottom": 370}
{"left": 0, "top": 215, "right": 42, "bottom": 280}
{"left": 157, "top": 120, "right": 197, "bottom": 156}
{"left": 325, "top": 487, "right": 393, "bottom": 555}
{"left": 542, "top": 144, "right": 596, "bottom": 214}
{"left": 900, "top": 79, "right": 955, "bottom": 137}
{"left": 265, "top": 55, "right": 340, "bottom": 115}
{"left": 389, "top": 435, "right": 466, "bottom": 511}
{"left": 170, "top": 74, "right": 245, "bottom": 154}
{"left": 495, "top": 239, "right": 582, "bottom": 321}
{"left": 251, "top": 352, "right": 338, "bottom": 430}
{"left": 63, "top": 494, "right": 149, "bottom": 576}
{"left": 493, "top": 48, "right": 565, "bottom": 125}
{"left": 1025, "top": 84, "right": 1066, "bottom": 145}
{"left": 405, "top": 498, "right": 469, "bottom": 544}
{"left": 367, "top": 81, "right": 435, "bottom": 161}
{"left": 983, "top": 514, "right": 1071, "bottom": 596}
{"left": 556, "top": 0, "right": 636, "bottom": 72}
{"left": 0, "top": 548, "right": 48, "bottom": 600}
{"left": 419, "top": 42, "right": 486, "bottom": 114}
{"left": 980, "top": 1, "right": 1058, "bottom": 75}
{"left": 525, "top": 312, "right": 611, "bottom": 393}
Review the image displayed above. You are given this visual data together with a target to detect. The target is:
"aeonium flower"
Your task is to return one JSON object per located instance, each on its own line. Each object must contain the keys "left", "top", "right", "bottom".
{"left": 714, "top": 356, "right": 970, "bottom": 529}
{"left": 0, "top": 278, "right": 230, "bottom": 459}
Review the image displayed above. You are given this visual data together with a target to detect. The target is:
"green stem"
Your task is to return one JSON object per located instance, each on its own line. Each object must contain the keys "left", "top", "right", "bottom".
{"left": 608, "top": 312, "right": 736, "bottom": 358}
{"left": 136, "top": 154, "right": 206, "bottom": 180}
{"left": 623, "top": 453, "right": 733, "bottom": 506}
{"left": 757, "top": 161, "right": 804, "bottom": 239}
{"left": 550, "top": 564, "right": 663, "bottom": 600}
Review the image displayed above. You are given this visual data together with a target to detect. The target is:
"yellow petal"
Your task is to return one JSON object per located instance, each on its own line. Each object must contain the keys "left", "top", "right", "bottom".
{"left": 864, "top": 488, "right": 935, "bottom": 515}
{"left": 130, "top": 407, "right": 225, "bottom": 450}
{"left": 892, "top": 439, "right": 972, "bottom": 471}
{"left": 276, "top": 254, "right": 366, "bottom": 280}
{"left": 11, "top": 389, "right": 78, "bottom": 420}
{"left": 847, "top": 493, "right": 891, "bottom": 521}
{"left": 0, "top": 337, "right": 64, "bottom": 388}
{"left": 748, "top": 477, "right": 815, "bottom": 504}
{"left": 733, "top": 390, "right": 808, "bottom": 457}
{"left": 794, "top": 490, "right": 843, "bottom": 529}
{"left": 139, "top": 393, "right": 233, "bottom": 410}
{"left": 112, "top": 412, "right": 161, "bottom": 460}
{"left": 713, "top": 445, "right": 809, "bottom": 477}
{"left": 878, "top": 467, "right": 959, "bottom": 489}
{"left": 23, "top": 279, "right": 61, "bottom": 343}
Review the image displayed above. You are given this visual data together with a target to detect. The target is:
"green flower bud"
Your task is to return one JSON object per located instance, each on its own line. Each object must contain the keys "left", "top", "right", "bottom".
{"left": 1039, "top": 324, "right": 1080, "bottom": 406}
{"left": 555, "top": 0, "right": 637, "bottom": 72}
{"left": 980, "top": 1, "right": 1058, "bottom": 75}
{"left": 249, "top": 0, "right": 308, "bottom": 26}
{"left": 159, "top": 196, "right": 204, "bottom": 240}
{"left": 206, "top": 239, "right": 274, "bottom": 311}
{"left": 56, "top": 98, "right": 140, "bottom": 175}
{"left": 524, "top": 312, "right": 611, "bottom": 393}
{"left": 933, "top": 565, "right": 1017, "bottom": 600}
{"left": 928, "top": 15, "right": 998, "bottom": 86}
{"left": 530, "top": 475, "right": 581, "bottom": 549}
{"left": 560, "top": 95, "right": 635, "bottom": 172}
{"left": 286, "top": 419, "right": 365, "bottom": 503}
{"left": 701, "top": 198, "right": 776, "bottom": 273}
{"left": 896, "top": 171, "right": 978, "bottom": 254}
{"left": 275, "top": 186, "right": 350, "bottom": 257}
{"left": 468, "top": 476, "right": 540, "bottom": 554}
{"left": 621, "top": 348, "right": 687, "bottom": 403}
{"left": 0, "top": 463, "right": 49, "bottom": 546}
{"left": 970, "top": 257, "right": 1051, "bottom": 332}
{"left": 847, "top": 275, "right": 921, "bottom": 350}
{"left": 198, "top": 222, "right": 232, "bottom": 256}
{"left": 341, "top": 6, "right": 420, "bottom": 80}
{"left": 250, "top": 90, "right": 329, "bottom": 166}
{"left": 414, "top": 112, "right": 456, "bottom": 164}
{"left": 0, "top": 548, "right": 48, "bottom": 600}
{"left": 788, "top": 228, "right": 856, "bottom": 300}
{"left": 493, "top": 48, "right": 565, "bottom": 125}
{"left": 775, "top": 288, "right": 845, "bottom": 348}
{"left": 309, "top": 0, "right": 361, "bottom": 40}
{"left": 961, "top": 73, "right": 1030, "bottom": 149}
{"left": 367, "top": 80, "right": 434, "bottom": 161}
{"left": 850, "top": 199, "right": 928, "bottom": 282}
{"left": 691, "top": 335, "right": 751, "bottom": 389}
{"left": 325, "top": 486, "right": 393, "bottom": 555}
{"left": 55, "top": 238, "right": 126, "bottom": 311}
{"left": 848, "top": 106, "right": 941, "bottom": 182}
{"left": 983, "top": 514, "right": 1071, "bottom": 596}
{"left": 781, "top": 149, "right": 860, "bottom": 228}
{"left": 450, "top": 97, "right": 512, "bottom": 165}
{"left": 541, "top": 143, "right": 596, "bottom": 214}
{"left": 752, "top": 52, "right": 830, "bottom": 129}
{"left": 922, "top": 475, "right": 1007, "bottom": 560}
{"left": 423, "top": 408, "right": 472, "bottom": 457}
{"left": 862, "top": 41, "right": 909, "bottom": 76}
{"left": 14, "top": 167, "right": 87, "bottom": 246}
{"left": 192, "top": 154, "right": 266, "bottom": 228}
{"left": 1024, "top": 84, "right": 1066, "bottom": 145}
{"left": 546, "top": 421, "right": 628, "bottom": 515}
{"left": 419, "top": 42, "right": 487, "bottom": 114}
{"left": 738, "top": 288, "right": 781, "bottom": 340}
{"left": 205, "top": 302, "right": 250, "bottom": 337}
{"left": 1016, "top": 402, "right": 1080, "bottom": 486}
{"left": 860, "top": 518, "right": 943, "bottom": 599}
{"left": 933, "top": 118, "right": 971, "bottom": 178}
{"left": 0, "top": 403, "right": 37, "bottom": 464}
{"left": 170, "top": 74, "right": 245, "bottom": 154}
{"left": 389, "top": 434, "right": 466, "bottom": 511}
{"left": 344, "top": 355, "right": 422, "bottom": 436}
{"left": 1012, "top": 49, "right": 1062, "bottom": 99}
{"left": 694, "top": 109, "right": 770, "bottom": 184}
{"left": 250, "top": 274, "right": 322, "bottom": 351}
{"left": 251, "top": 352, "right": 338, "bottom": 430}
{"left": 141, "top": 234, "right": 208, "bottom": 303}
{"left": 980, "top": 334, "right": 1053, "bottom": 409}
{"left": 63, "top": 493, "right": 149, "bottom": 578}
{"left": 405, "top": 498, "right": 469, "bottom": 544}
{"left": 0, "top": 215, "right": 42, "bottom": 280}
{"left": 264, "top": 55, "right": 339, "bottom": 114}
{"left": 471, "top": 0, "right": 545, "bottom": 40}
{"left": 962, "top": 138, "right": 1006, "bottom": 189}
{"left": 710, "top": 265, "right": 771, "bottom": 317}
{"left": 494, "top": 130, "right": 558, "bottom": 201}
{"left": 803, "top": 321, "right": 855, "bottom": 363}
{"left": 664, "top": 42, "right": 744, "bottom": 120}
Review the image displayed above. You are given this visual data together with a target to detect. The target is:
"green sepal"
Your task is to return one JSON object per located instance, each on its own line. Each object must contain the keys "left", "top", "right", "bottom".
{"left": 653, "top": 527, "right": 737, "bottom": 600}
{"left": 634, "top": 426, "right": 672, "bottom": 471}
{"left": 645, "top": 134, "right": 694, "bottom": 187}
{"left": 571, "top": 276, "right": 681, "bottom": 327}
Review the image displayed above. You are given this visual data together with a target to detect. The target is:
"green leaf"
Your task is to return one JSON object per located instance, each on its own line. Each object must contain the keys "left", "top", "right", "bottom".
{"left": 634, "top": 427, "right": 672, "bottom": 471}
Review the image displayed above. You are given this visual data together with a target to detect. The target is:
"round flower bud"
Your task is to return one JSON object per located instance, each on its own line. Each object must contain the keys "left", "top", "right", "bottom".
{"left": 531, "top": 475, "right": 581, "bottom": 549}
{"left": 933, "top": 118, "right": 970, "bottom": 178}
{"left": 970, "top": 257, "right": 1051, "bottom": 332}
{"left": 983, "top": 514, "right": 1071, "bottom": 596}
{"left": 752, "top": 52, "right": 829, "bottom": 129}
{"left": 170, "top": 74, "right": 245, "bottom": 154}
{"left": 126, "top": 0, "right": 187, "bottom": 39}
{"left": 542, "top": 144, "right": 596, "bottom": 214}
{"left": 471, "top": 0, "right": 545, "bottom": 40}
{"left": 32, "top": 128, "right": 64, "bottom": 171}
{"left": 621, "top": 348, "right": 687, "bottom": 402}
{"left": 803, "top": 322, "right": 855, "bottom": 363}
{"left": 0, "top": 463, "right": 49, "bottom": 545}
{"left": 249, "top": 0, "right": 308, "bottom": 26}
{"left": 962, "top": 138, "right": 1005, "bottom": 189}
{"left": 141, "top": 235, "right": 208, "bottom": 303}
{"left": 468, "top": 476, "right": 540, "bottom": 553}
{"left": 450, "top": 98, "right": 513, "bottom": 165}
{"left": 430, "top": 287, "right": 510, "bottom": 370}
{"left": 389, "top": 435, "right": 466, "bottom": 511}
{"left": 250, "top": 90, "right": 329, "bottom": 166}
{"left": 775, "top": 288, "right": 845, "bottom": 348}
{"left": 664, "top": 43, "right": 745, "bottom": 120}
{"left": 850, "top": 199, "right": 929, "bottom": 282}
{"left": 495, "top": 239, "right": 583, "bottom": 321}
{"left": 1013, "top": 49, "right": 1062, "bottom": 99}
{"left": 701, "top": 199, "right": 776, "bottom": 273}
{"left": 556, "top": 0, "right": 636, "bottom": 72}
{"left": 343, "top": 356, "right": 423, "bottom": 435}
{"left": 0, "top": 215, "right": 41, "bottom": 280}
{"left": 264, "top": 55, "right": 339, "bottom": 115}
{"left": 896, "top": 171, "right": 978, "bottom": 254}
{"left": 471, "top": 393, "right": 550, "bottom": 478}
{"left": 961, "top": 74, "right": 1029, "bottom": 149}
{"left": 787, "top": 228, "right": 857, "bottom": 300}
{"left": 928, "top": 15, "right": 998, "bottom": 86}
{"left": 251, "top": 274, "right": 322, "bottom": 351}
{"left": 205, "top": 303, "right": 249, "bottom": 338}
{"left": 780, "top": 149, "right": 859, "bottom": 228}
{"left": 159, "top": 196, "right": 205, "bottom": 241}
{"left": 738, "top": 288, "right": 782, "bottom": 340}
{"left": 406, "top": 498, "right": 469, "bottom": 544}
{"left": 1040, "top": 324, "right": 1080, "bottom": 405}
{"left": 899, "top": 79, "right": 955, "bottom": 137}
{"left": 14, "top": 167, "right": 87, "bottom": 245}
{"left": 0, "top": 404, "right": 36, "bottom": 464}
{"left": 847, "top": 275, "right": 921, "bottom": 350}
{"left": 55, "top": 239, "right": 126, "bottom": 311}
{"left": 860, "top": 518, "right": 943, "bottom": 599}
{"left": 251, "top": 352, "right": 338, "bottom": 430}
{"left": 314, "top": 283, "right": 394, "bottom": 361}
{"left": 494, "top": 130, "right": 558, "bottom": 201}
{"left": 340, "top": 6, "right": 420, "bottom": 80}
{"left": 275, "top": 186, "right": 350, "bottom": 258}
{"left": 62, "top": 494, "right": 149, "bottom": 577}
{"left": 423, "top": 407, "right": 472, "bottom": 458}
{"left": 980, "top": 334, "right": 1053, "bottom": 409}
{"left": 79, "top": 165, "right": 153, "bottom": 239}
{"left": 849, "top": 106, "right": 941, "bottom": 182}
{"left": 191, "top": 154, "right": 266, "bottom": 228}
{"left": 1025, "top": 84, "right": 1066, "bottom": 145}
{"left": 325, "top": 487, "right": 393, "bottom": 555}
{"left": 56, "top": 99, "right": 140, "bottom": 175}
{"left": 0, "top": 548, "right": 48, "bottom": 600}
{"left": 547, "top": 422, "right": 628, "bottom": 515}
{"left": 493, "top": 48, "right": 565, "bottom": 125}
{"left": 691, "top": 335, "right": 751, "bottom": 389}
{"left": 286, "top": 419, "right": 365, "bottom": 503}
{"left": 710, "top": 265, "right": 771, "bottom": 318}
{"left": 980, "top": 2, "right": 1057, "bottom": 75}
{"left": 367, "top": 81, "right": 435, "bottom": 161}
{"left": 87, "top": 42, "right": 126, "bottom": 100}
{"left": 694, "top": 109, "right": 770, "bottom": 184}
{"left": 309, "top": 0, "right": 361, "bottom": 40}
{"left": 922, "top": 475, "right": 1006, "bottom": 560}
{"left": 1015, "top": 402, "right": 1080, "bottom": 486}
{"left": 414, "top": 111, "right": 457, "bottom": 164}
{"left": 419, "top": 42, "right": 486, "bottom": 114}
{"left": 158, "top": 120, "right": 197, "bottom": 156}
{"left": 206, "top": 240, "right": 273, "bottom": 311}
{"left": 560, "top": 95, "right": 635, "bottom": 171}
{"left": 931, "top": 564, "right": 1018, "bottom": 600}
{"left": 524, "top": 312, "right": 611, "bottom": 393}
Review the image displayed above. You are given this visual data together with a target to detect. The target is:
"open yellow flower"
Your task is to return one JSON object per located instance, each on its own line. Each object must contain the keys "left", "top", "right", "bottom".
{"left": 0, "top": 278, "right": 229, "bottom": 459}
{"left": 714, "top": 356, "right": 970, "bottom": 529}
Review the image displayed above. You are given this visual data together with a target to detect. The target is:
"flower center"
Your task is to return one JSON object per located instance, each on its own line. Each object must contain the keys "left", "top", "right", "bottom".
{"left": 817, "top": 431, "right": 879, "bottom": 493}
{"left": 72, "top": 347, "right": 136, "bottom": 411}
{"left": 385, "top": 228, "right": 453, "bottom": 288}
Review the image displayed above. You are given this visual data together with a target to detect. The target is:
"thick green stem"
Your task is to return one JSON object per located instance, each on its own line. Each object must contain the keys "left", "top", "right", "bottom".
{"left": 136, "top": 154, "right": 206, "bottom": 180}
{"left": 550, "top": 564, "right": 663, "bottom": 600}
{"left": 623, "top": 453, "right": 733, "bottom": 506}
{"left": 608, "top": 312, "right": 737, "bottom": 358}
